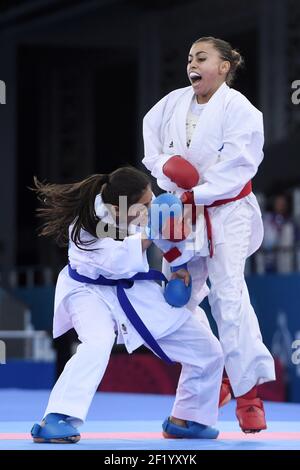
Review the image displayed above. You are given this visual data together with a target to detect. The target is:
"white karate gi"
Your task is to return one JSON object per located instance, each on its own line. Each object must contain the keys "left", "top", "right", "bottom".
{"left": 142, "top": 82, "right": 275, "bottom": 396}
{"left": 44, "top": 196, "right": 224, "bottom": 426}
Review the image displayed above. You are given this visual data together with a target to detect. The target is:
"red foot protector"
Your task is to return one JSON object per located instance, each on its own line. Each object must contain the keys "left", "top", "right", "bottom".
{"left": 236, "top": 397, "right": 267, "bottom": 433}
{"left": 219, "top": 377, "right": 232, "bottom": 408}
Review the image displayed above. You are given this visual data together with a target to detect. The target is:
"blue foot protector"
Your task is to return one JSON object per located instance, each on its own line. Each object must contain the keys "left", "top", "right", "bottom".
{"left": 162, "top": 417, "right": 219, "bottom": 439}
{"left": 31, "top": 413, "right": 81, "bottom": 443}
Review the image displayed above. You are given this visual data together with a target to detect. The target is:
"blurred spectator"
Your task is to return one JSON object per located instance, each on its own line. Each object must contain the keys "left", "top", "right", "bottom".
{"left": 293, "top": 188, "right": 300, "bottom": 271}
{"left": 258, "top": 193, "right": 297, "bottom": 273}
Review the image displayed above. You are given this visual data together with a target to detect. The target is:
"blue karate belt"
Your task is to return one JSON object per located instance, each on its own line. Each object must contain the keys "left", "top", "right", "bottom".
{"left": 68, "top": 264, "right": 173, "bottom": 364}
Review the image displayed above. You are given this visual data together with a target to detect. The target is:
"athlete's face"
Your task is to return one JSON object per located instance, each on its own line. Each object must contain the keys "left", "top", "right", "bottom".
{"left": 187, "top": 42, "right": 230, "bottom": 103}
{"left": 112, "top": 185, "right": 152, "bottom": 229}
{"left": 127, "top": 185, "right": 152, "bottom": 225}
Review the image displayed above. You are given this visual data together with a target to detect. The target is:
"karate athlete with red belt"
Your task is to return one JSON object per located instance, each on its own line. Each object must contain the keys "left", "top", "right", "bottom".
{"left": 142, "top": 36, "right": 275, "bottom": 433}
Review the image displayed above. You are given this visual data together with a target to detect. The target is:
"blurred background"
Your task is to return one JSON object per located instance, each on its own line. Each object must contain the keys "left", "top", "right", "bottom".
{"left": 0, "top": 0, "right": 299, "bottom": 402}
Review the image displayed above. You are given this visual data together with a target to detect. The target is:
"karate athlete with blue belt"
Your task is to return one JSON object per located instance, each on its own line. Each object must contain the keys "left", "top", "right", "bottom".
{"left": 30, "top": 166, "right": 223, "bottom": 443}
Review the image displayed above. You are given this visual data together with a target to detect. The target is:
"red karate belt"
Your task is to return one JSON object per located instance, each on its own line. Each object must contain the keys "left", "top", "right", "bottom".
{"left": 203, "top": 181, "right": 252, "bottom": 257}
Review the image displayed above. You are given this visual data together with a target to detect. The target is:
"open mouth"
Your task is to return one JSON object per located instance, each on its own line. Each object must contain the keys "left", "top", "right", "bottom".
{"left": 189, "top": 72, "right": 202, "bottom": 84}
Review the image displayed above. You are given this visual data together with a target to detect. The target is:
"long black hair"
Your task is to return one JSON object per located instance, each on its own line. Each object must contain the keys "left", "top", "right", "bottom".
{"left": 32, "top": 167, "right": 150, "bottom": 248}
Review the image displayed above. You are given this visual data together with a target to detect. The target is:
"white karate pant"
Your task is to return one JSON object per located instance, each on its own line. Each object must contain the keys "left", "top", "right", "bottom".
{"left": 44, "top": 290, "right": 224, "bottom": 427}
{"left": 188, "top": 201, "right": 276, "bottom": 397}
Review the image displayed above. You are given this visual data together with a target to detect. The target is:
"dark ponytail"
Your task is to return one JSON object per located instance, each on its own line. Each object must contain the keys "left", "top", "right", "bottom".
{"left": 33, "top": 174, "right": 108, "bottom": 248}
{"left": 32, "top": 166, "right": 150, "bottom": 249}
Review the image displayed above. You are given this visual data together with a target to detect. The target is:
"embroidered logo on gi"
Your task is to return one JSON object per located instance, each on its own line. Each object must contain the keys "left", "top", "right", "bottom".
{"left": 121, "top": 323, "right": 128, "bottom": 334}
{"left": 169, "top": 141, "right": 174, "bottom": 148}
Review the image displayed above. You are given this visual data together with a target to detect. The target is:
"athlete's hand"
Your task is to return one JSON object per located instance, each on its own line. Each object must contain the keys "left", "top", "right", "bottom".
{"left": 170, "top": 268, "right": 191, "bottom": 287}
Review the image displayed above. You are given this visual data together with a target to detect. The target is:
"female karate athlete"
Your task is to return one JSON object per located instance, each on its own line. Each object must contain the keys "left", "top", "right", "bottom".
{"left": 142, "top": 36, "right": 276, "bottom": 433}
{"left": 30, "top": 167, "right": 224, "bottom": 443}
